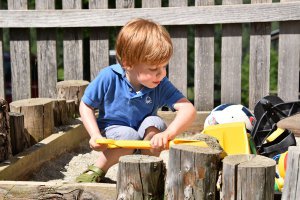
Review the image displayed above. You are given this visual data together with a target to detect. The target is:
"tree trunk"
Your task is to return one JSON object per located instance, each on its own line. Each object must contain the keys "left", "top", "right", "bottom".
{"left": 66, "top": 99, "right": 76, "bottom": 119}
{"left": 117, "top": 155, "right": 166, "bottom": 200}
{"left": 222, "top": 154, "right": 276, "bottom": 200}
{"left": 166, "top": 145, "right": 222, "bottom": 200}
{"left": 52, "top": 99, "right": 68, "bottom": 126}
{"left": 9, "top": 98, "right": 54, "bottom": 145}
{"left": 9, "top": 112, "right": 30, "bottom": 155}
{"left": 0, "top": 99, "right": 12, "bottom": 162}
{"left": 56, "top": 80, "right": 89, "bottom": 115}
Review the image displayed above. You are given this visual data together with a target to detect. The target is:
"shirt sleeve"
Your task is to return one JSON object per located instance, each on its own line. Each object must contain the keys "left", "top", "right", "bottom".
{"left": 158, "top": 77, "right": 185, "bottom": 111}
{"left": 81, "top": 67, "right": 112, "bottom": 108}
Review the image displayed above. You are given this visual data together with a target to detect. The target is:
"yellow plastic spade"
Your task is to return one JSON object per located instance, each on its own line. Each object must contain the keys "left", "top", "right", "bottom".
{"left": 201, "top": 122, "right": 251, "bottom": 155}
{"left": 96, "top": 122, "right": 250, "bottom": 155}
{"left": 96, "top": 138, "right": 208, "bottom": 149}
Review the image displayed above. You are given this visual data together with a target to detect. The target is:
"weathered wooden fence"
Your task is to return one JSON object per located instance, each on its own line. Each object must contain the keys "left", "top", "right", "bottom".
{"left": 0, "top": 0, "right": 299, "bottom": 111}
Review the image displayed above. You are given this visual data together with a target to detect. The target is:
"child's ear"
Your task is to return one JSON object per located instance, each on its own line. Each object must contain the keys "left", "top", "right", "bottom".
{"left": 122, "top": 61, "right": 133, "bottom": 71}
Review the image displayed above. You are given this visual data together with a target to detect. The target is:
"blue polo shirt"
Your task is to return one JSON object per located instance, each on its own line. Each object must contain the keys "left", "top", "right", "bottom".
{"left": 82, "top": 64, "right": 185, "bottom": 131}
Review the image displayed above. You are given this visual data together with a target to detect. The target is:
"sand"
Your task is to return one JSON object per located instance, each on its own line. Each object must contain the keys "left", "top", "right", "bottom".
{"left": 28, "top": 134, "right": 300, "bottom": 184}
{"left": 28, "top": 139, "right": 169, "bottom": 183}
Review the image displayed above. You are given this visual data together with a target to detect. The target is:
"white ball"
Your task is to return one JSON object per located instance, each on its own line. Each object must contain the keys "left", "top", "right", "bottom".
{"left": 204, "top": 104, "right": 256, "bottom": 132}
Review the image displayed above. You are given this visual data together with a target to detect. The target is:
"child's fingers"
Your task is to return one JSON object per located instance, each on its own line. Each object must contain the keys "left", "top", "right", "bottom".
{"left": 151, "top": 136, "right": 165, "bottom": 149}
{"left": 92, "top": 143, "right": 108, "bottom": 151}
{"left": 89, "top": 138, "right": 108, "bottom": 151}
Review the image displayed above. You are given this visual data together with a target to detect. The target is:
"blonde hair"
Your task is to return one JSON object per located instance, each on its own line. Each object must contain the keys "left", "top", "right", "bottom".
{"left": 115, "top": 18, "right": 173, "bottom": 66}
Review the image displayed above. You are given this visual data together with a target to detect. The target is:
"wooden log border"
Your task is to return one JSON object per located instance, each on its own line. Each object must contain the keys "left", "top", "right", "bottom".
{"left": 0, "top": 123, "right": 87, "bottom": 181}
{"left": 0, "top": 111, "right": 208, "bottom": 198}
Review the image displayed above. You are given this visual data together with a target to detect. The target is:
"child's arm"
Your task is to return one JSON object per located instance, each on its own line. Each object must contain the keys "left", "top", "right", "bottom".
{"left": 79, "top": 101, "right": 107, "bottom": 151}
{"left": 151, "top": 98, "right": 196, "bottom": 148}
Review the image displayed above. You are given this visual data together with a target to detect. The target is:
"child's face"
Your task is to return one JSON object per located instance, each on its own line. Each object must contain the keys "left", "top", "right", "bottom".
{"left": 128, "top": 62, "right": 168, "bottom": 89}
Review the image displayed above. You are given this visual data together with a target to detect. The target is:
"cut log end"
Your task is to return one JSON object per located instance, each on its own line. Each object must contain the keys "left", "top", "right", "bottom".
{"left": 119, "top": 154, "right": 163, "bottom": 163}
{"left": 9, "top": 98, "right": 53, "bottom": 108}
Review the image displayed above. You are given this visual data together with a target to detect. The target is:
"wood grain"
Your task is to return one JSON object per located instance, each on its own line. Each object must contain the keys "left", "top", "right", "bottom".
{"left": 249, "top": 0, "right": 272, "bottom": 110}
{"left": 168, "top": 1, "right": 188, "bottom": 96}
{"left": 36, "top": 0, "right": 57, "bottom": 98}
{"left": 9, "top": 98, "right": 54, "bottom": 145}
{"left": 117, "top": 155, "right": 165, "bottom": 200}
{"left": 89, "top": 0, "right": 109, "bottom": 80}
{"left": 0, "top": 181, "right": 116, "bottom": 199}
{"left": 278, "top": 0, "right": 300, "bottom": 102}
{"left": 281, "top": 146, "right": 300, "bottom": 200}
{"left": 166, "top": 145, "right": 221, "bottom": 199}
{"left": 8, "top": 0, "right": 31, "bottom": 101}
{"left": 221, "top": 0, "right": 243, "bottom": 105}
{"left": 222, "top": 154, "right": 276, "bottom": 200}
{"left": 0, "top": 28, "right": 4, "bottom": 99}
{"left": 194, "top": 0, "right": 215, "bottom": 111}
{"left": 1, "top": 2, "right": 300, "bottom": 27}
{"left": 9, "top": 112, "right": 30, "bottom": 155}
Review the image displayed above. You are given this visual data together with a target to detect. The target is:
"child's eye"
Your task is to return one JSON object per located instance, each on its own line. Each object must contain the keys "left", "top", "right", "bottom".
{"left": 149, "top": 68, "right": 157, "bottom": 71}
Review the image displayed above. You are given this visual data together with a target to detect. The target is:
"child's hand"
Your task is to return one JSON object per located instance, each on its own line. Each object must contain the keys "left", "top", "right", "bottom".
{"left": 89, "top": 136, "right": 108, "bottom": 151}
{"left": 150, "top": 132, "right": 169, "bottom": 150}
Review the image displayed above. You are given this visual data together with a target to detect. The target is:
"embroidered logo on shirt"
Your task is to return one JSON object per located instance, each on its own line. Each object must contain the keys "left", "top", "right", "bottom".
{"left": 145, "top": 96, "right": 152, "bottom": 104}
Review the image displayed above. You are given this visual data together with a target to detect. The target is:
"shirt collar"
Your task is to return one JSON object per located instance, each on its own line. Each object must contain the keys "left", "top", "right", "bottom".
{"left": 111, "top": 63, "right": 155, "bottom": 97}
{"left": 111, "top": 63, "right": 126, "bottom": 78}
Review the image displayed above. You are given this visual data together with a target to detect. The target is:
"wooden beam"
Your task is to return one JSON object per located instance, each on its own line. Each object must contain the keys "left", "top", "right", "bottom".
{"left": 158, "top": 111, "right": 209, "bottom": 132}
{"left": 0, "top": 181, "right": 116, "bottom": 199}
{"left": 0, "top": 123, "right": 88, "bottom": 180}
{"left": 1, "top": 2, "right": 300, "bottom": 27}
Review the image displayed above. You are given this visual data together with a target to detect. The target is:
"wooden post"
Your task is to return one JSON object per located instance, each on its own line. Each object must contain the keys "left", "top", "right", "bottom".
{"left": 281, "top": 146, "right": 300, "bottom": 200}
{"left": 56, "top": 80, "right": 89, "bottom": 115}
{"left": 9, "top": 112, "right": 30, "bottom": 155}
{"left": 117, "top": 155, "right": 166, "bottom": 200}
{"left": 0, "top": 99, "right": 12, "bottom": 162}
{"left": 222, "top": 154, "right": 276, "bottom": 200}
{"left": 9, "top": 98, "right": 54, "bottom": 145}
{"left": 166, "top": 145, "right": 222, "bottom": 200}
{"left": 52, "top": 99, "right": 68, "bottom": 126}
{"left": 66, "top": 100, "right": 76, "bottom": 119}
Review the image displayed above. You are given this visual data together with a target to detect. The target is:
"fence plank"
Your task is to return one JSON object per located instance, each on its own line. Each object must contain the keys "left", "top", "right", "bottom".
{"left": 194, "top": 0, "right": 215, "bottom": 111}
{"left": 278, "top": 0, "right": 300, "bottom": 102}
{"left": 2, "top": 3, "right": 300, "bottom": 28}
{"left": 221, "top": 0, "right": 242, "bottom": 105}
{"left": 142, "top": 0, "right": 161, "bottom": 7}
{"left": 168, "top": 0, "right": 188, "bottom": 96}
{"left": 62, "top": 0, "right": 83, "bottom": 80}
{"left": 89, "top": 0, "right": 109, "bottom": 80}
{"left": 116, "top": 0, "right": 134, "bottom": 8}
{"left": 8, "top": 0, "right": 31, "bottom": 101}
{"left": 36, "top": 0, "right": 57, "bottom": 98}
{"left": 249, "top": 0, "right": 272, "bottom": 109}
{"left": 278, "top": 21, "right": 300, "bottom": 101}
